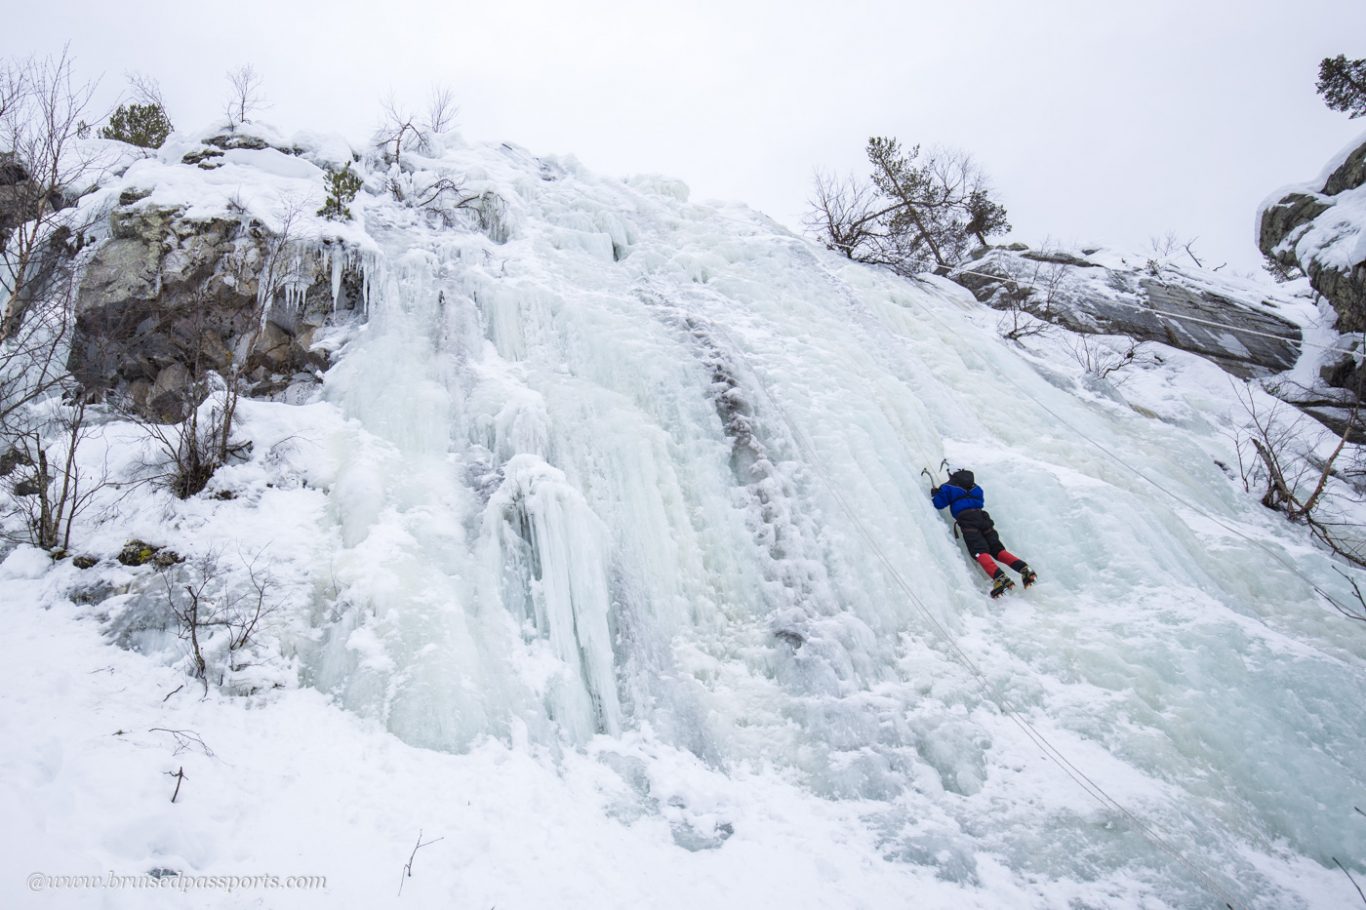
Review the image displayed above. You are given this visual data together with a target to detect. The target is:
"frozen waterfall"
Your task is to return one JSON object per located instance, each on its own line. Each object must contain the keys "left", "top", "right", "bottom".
{"left": 299, "top": 143, "right": 1365, "bottom": 908}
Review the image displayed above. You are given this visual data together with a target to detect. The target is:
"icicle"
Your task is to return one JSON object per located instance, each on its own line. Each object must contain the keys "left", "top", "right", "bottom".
{"left": 330, "top": 245, "right": 343, "bottom": 311}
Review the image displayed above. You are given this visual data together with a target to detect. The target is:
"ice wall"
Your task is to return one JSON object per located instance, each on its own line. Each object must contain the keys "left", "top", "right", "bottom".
{"left": 301, "top": 142, "right": 1366, "bottom": 908}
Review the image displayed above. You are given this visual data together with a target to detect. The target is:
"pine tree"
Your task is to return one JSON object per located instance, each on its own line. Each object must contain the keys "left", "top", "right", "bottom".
{"left": 1316, "top": 55, "right": 1366, "bottom": 119}
{"left": 965, "top": 189, "right": 1011, "bottom": 247}
{"left": 318, "top": 165, "right": 364, "bottom": 221}
{"left": 100, "top": 103, "right": 172, "bottom": 148}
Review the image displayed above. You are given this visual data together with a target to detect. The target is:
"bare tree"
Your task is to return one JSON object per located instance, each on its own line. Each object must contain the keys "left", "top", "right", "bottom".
{"left": 1145, "top": 233, "right": 1225, "bottom": 276}
{"left": 132, "top": 373, "right": 233, "bottom": 499}
{"left": 0, "top": 265, "right": 71, "bottom": 430}
{"left": 1233, "top": 381, "right": 1366, "bottom": 568}
{"left": 424, "top": 85, "right": 458, "bottom": 134}
{"left": 808, "top": 137, "right": 1009, "bottom": 277}
{"left": 0, "top": 51, "right": 107, "bottom": 552}
{"left": 1, "top": 392, "right": 106, "bottom": 551}
{"left": 805, "top": 170, "right": 883, "bottom": 263}
{"left": 164, "top": 550, "right": 280, "bottom": 694}
{"left": 0, "top": 58, "right": 22, "bottom": 124}
{"left": 993, "top": 258, "right": 1066, "bottom": 341}
{"left": 378, "top": 93, "right": 428, "bottom": 169}
{"left": 1068, "top": 334, "right": 1159, "bottom": 383}
{"left": 0, "top": 46, "right": 101, "bottom": 341}
{"left": 1, "top": 273, "right": 110, "bottom": 558}
{"left": 224, "top": 64, "right": 267, "bottom": 127}
{"left": 411, "top": 176, "right": 480, "bottom": 222}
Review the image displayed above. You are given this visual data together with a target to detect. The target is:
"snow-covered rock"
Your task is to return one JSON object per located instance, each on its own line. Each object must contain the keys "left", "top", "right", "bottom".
{"left": 953, "top": 245, "right": 1303, "bottom": 378}
{"left": 66, "top": 126, "right": 373, "bottom": 419}
{"left": 1259, "top": 130, "right": 1366, "bottom": 332}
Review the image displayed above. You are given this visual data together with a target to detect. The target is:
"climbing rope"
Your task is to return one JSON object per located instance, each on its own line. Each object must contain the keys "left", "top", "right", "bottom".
{"left": 712, "top": 324, "right": 1245, "bottom": 910}
{"left": 946, "top": 263, "right": 1362, "bottom": 359}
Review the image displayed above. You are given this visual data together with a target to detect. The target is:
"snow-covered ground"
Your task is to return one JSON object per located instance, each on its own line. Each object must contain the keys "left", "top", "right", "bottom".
{"left": 2, "top": 125, "right": 1364, "bottom": 909}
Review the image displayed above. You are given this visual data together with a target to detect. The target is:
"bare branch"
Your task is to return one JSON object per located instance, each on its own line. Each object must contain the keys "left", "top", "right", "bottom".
{"left": 148, "top": 727, "right": 215, "bottom": 757}
{"left": 378, "top": 93, "right": 428, "bottom": 169}
{"left": 1331, "top": 569, "right": 1366, "bottom": 623}
{"left": 398, "top": 829, "right": 445, "bottom": 896}
{"left": 1232, "top": 380, "right": 1366, "bottom": 571}
{"left": 224, "top": 64, "right": 267, "bottom": 127}
{"left": 1068, "top": 334, "right": 1159, "bottom": 383}
{"left": 424, "top": 85, "right": 458, "bottom": 134}
{"left": 125, "top": 71, "right": 169, "bottom": 114}
{"left": 0, "top": 45, "right": 102, "bottom": 341}
{"left": 1182, "top": 238, "right": 1203, "bottom": 269}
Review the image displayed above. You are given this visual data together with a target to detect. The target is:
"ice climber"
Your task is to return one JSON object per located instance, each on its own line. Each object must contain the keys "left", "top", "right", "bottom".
{"left": 931, "top": 468, "right": 1038, "bottom": 598}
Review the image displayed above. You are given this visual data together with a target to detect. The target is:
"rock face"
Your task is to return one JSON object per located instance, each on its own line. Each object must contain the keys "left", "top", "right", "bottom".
{"left": 70, "top": 200, "right": 364, "bottom": 421}
{"left": 953, "top": 247, "right": 1303, "bottom": 379}
{"left": 1259, "top": 136, "right": 1366, "bottom": 332}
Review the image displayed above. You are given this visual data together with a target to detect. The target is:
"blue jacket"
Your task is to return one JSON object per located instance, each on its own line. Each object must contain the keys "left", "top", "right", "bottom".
{"left": 932, "top": 482, "right": 984, "bottom": 518}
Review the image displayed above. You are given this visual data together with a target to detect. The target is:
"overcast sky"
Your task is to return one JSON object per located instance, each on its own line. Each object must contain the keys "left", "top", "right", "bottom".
{"left": 8, "top": 1, "right": 1365, "bottom": 274}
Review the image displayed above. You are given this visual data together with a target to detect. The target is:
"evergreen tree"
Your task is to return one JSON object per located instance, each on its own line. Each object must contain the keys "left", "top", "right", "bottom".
{"left": 965, "top": 189, "right": 1011, "bottom": 247}
{"left": 318, "top": 165, "right": 364, "bottom": 221}
{"left": 1317, "top": 55, "right": 1366, "bottom": 118}
{"left": 100, "top": 103, "right": 172, "bottom": 148}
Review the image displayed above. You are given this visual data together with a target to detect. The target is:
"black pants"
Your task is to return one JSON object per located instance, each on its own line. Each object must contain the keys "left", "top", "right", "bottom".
{"left": 955, "top": 509, "right": 1028, "bottom": 578}
{"left": 955, "top": 509, "right": 1002, "bottom": 557}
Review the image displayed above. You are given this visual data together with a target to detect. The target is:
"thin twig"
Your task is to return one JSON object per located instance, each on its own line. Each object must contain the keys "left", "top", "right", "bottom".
{"left": 166, "top": 766, "right": 187, "bottom": 803}
{"left": 148, "top": 727, "right": 215, "bottom": 757}
{"left": 397, "top": 829, "right": 445, "bottom": 896}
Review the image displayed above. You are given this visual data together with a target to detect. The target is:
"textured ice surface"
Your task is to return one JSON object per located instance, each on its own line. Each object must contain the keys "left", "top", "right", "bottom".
{"left": 291, "top": 138, "right": 1366, "bottom": 907}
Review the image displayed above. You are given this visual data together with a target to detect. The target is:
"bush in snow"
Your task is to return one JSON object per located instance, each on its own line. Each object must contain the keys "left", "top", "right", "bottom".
{"left": 100, "top": 102, "right": 172, "bottom": 149}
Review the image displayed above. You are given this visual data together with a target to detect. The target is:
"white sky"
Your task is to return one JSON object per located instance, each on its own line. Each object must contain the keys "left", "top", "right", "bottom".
{"left": 7, "top": 0, "right": 1366, "bottom": 274}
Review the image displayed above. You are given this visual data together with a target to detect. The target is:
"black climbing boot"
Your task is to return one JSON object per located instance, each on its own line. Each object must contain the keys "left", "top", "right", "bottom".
{"left": 990, "top": 572, "right": 1015, "bottom": 598}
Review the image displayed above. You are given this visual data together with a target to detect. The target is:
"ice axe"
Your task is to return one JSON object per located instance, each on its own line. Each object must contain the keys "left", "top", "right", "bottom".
{"left": 921, "top": 459, "right": 950, "bottom": 486}
{"left": 923, "top": 460, "right": 960, "bottom": 538}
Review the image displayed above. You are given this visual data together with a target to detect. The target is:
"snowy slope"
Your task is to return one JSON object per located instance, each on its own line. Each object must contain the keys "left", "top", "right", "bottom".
{"left": 2, "top": 125, "right": 1365, "bottom": 910}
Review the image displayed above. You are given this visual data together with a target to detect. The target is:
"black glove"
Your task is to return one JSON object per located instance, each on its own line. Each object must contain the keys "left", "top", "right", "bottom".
{"left": 930, "top": 486, "right": 940, "bottom": 496}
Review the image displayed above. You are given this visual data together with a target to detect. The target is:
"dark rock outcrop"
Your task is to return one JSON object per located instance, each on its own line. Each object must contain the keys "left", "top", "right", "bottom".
{"left": 954, "top": 247, "right": 1302, "bottom": 378}
{"left": 70, "top": 201, "right": 364, "bottom": 420}
{"left": 117, "top": 539, "right": 183, "bottom": 568}
{"left": 1259, "top": 137, "right": 1366, "bottom": 331}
